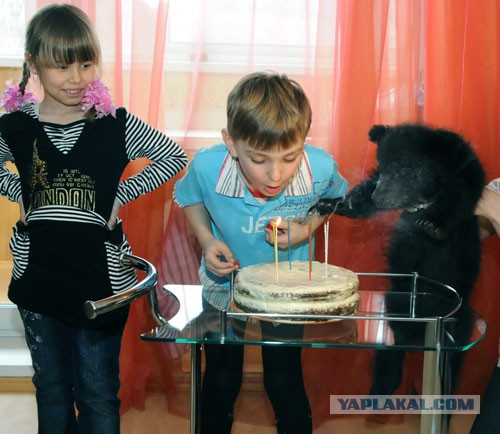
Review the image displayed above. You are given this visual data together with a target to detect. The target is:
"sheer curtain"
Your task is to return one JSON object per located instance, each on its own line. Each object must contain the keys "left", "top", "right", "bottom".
{"left": 29, "top": 0, "right": 500, "bottom": 428}
{"left": 424, "top": 0, "right": 500, "bottom": 401}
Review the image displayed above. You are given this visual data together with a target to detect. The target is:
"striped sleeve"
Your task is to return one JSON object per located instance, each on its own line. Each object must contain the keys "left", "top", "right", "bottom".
{"left": 0, "top": 132, "right": 22, "bottom": 202}
{"left": 116, "top": 112, "right": 188, "bottom": 205}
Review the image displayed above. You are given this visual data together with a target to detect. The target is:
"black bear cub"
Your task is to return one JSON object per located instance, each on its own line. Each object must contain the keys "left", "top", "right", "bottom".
{"left": 313, "top": 123, "right": 485, "bottom": 395}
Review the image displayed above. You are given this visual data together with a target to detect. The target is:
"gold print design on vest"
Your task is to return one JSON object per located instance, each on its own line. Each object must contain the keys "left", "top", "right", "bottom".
{"left": 32, "top": 168, "right": 96, "bottom": 211}
{"left": 30, "top": 139, "right": 48, "bottom": 190}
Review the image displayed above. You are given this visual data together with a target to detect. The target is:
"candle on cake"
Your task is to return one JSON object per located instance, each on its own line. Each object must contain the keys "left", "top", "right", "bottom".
{"left": 273, "top": 217, "right": 282, "bottom": 280}
{"left": 324, "top": 219, "right": 329, "bottom": 278}
{"left": 308, "top": 222, "right": 312, "bottom": 281}
{"left": 287, "top": 220, "right": 292, "bottom": 269}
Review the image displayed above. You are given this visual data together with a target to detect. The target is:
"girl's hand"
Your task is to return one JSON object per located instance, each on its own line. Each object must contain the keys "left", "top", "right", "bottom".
{"left": 108, "top": 199, "right": 121, "bottom": 229}
{"left": 203, "top": 238, "right": 239, "bottom": 276}
{"left": 19, "top": 199, "right": 27, "bottom": 225}
{"left": 265, "top": 219, "right": 310, "bottom": 248}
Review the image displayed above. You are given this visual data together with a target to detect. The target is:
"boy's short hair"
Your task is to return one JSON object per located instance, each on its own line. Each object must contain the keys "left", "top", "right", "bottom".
{"left": 226, "top": 71, "right": 312, "bottom": 151}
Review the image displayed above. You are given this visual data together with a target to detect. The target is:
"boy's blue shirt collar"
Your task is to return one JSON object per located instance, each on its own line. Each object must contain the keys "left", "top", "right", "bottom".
{"left": 214, "top": 151, "right": 314, "bottom": 202}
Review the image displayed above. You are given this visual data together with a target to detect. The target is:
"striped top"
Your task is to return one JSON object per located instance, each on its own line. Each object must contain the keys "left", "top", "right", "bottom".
{"left": 43, "top": 122, "right": 84, "bottom": 154}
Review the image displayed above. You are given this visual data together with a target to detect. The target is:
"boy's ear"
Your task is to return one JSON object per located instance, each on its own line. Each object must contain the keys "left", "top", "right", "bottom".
{"left": 222, "top": 128, "right": 238, "bottom": 158}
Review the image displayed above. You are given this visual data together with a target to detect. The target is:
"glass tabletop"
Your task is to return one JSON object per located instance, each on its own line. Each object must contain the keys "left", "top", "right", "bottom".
{"left": 141, "top": 275, "right": 486, "bottom": 352}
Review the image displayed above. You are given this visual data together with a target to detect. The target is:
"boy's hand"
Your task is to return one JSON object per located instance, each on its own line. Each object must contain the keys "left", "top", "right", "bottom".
{"left": 203, "top": 239, "right": 239, "bottom": 276}
{"left": 265, "top": 219, "right": 310, "bottom": 248}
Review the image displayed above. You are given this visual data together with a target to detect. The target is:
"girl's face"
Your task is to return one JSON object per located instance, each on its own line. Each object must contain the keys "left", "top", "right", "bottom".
{"left": 36, "top": 61, "right": 98, "bottom": 111}
{"left": 223, "top": 129, "right": 304, "bottom": 197}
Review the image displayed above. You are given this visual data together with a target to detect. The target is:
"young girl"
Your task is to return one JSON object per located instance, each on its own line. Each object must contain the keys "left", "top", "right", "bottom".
{"left": 0, "top": 4, "right": 187, "bottom": 433}
{"left": 174, "top": 71, "right": 348, "bottom": 433}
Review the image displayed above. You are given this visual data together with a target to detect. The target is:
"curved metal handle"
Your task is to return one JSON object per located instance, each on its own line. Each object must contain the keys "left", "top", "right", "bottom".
{"left": 84, "top": 253, "right": 161, "bottom": 321}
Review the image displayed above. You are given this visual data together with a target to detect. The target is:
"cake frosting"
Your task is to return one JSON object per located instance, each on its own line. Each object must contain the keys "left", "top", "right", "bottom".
{"left": 233, "top": 261, "right": 359, "bottom": 318}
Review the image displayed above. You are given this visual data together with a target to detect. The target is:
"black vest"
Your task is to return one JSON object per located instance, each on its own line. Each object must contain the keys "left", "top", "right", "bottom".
{"left": 0, "top": 108, "right": 129, "bottom": 220}
{"left": 1, "top": 108, "right": 133, "bottom": 329}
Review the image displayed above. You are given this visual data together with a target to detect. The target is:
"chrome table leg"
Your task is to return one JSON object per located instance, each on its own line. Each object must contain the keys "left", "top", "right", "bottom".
{"left": 420, "top": 317, "right": 450, "bottom": 434}
{"left": 190, "top": 343, "right": 202, "bottom": 434}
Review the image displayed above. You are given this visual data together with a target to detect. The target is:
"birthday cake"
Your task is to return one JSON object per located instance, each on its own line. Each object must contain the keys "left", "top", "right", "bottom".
{"left": 233, "top": 261, "right": 360, "bottom": 320}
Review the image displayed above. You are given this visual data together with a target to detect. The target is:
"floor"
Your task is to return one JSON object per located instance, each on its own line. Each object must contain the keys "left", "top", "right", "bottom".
{"left": 0, "top": 390, "right": 476, "bottom": 434}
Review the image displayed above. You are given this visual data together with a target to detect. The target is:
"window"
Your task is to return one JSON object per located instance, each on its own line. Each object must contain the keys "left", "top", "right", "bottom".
{"left": 0, "top": 0, "right": 34, "bottom": 67}
{"left": 165, "top": 0, "right": 321, "bottom": 69}
{"left": 1, "top": 0, "right": 323, "bottom": 72}
{"left": 118, "top": 0, "right": 323, "bottom": 72}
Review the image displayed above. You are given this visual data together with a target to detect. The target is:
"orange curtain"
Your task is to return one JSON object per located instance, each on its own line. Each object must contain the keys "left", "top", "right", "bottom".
{"left": 424, "top": 0, "right": 500, "bottom": 400}
{"left": 306, "top": 0, "right": 500, "bottom": 427}
{"left": 107, "top": 0, "right": 182, "bottom": 413}
{"left": 29, "top": 0, "right": 500, "bottom": 429}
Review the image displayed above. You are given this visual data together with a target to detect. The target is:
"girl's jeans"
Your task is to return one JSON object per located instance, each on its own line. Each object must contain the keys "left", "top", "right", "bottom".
{"left": 19, "top": 308, "right": 123, "bottom": 434}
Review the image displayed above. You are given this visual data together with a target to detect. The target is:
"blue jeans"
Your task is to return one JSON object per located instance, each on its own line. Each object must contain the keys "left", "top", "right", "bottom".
{"left": 19, "top": 308, "right": 123, "bottom": 434}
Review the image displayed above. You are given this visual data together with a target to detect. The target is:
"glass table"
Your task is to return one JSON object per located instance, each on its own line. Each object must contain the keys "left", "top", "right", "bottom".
{"left": 141, "top": 273, "right": 486, "bottom": 434}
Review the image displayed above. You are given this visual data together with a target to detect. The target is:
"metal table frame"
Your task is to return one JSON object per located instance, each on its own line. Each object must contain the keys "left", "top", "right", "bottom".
{"left": 84, "top": 266, "right": 485, "bottom": 434}
{"left": 138, "top": 272, "right": 485, "bottom": 434}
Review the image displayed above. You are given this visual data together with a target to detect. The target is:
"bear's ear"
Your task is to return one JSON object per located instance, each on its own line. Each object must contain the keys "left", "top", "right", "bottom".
{"left": 368, "top": 124, "right": 388, "bottom": 143}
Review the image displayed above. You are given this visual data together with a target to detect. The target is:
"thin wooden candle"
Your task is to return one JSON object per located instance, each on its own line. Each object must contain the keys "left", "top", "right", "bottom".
{"left": 273, "top": 217, "right": 281, "bottom": 280}
{"left": 324, "top": 219, "right": 329, "bottom": 278}
{"left": 287, "top": 220, "right": 291, "bottom": 270}
{"left": 308, "top": 223, "right": 312, "bottom": 281}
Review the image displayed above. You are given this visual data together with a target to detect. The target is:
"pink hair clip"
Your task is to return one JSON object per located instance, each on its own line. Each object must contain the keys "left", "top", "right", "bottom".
{"left": 0, "top": 80, "right": 39, "bottom": 113}
{"left": 81, "top": 78, "right": 117, "bottom": 119}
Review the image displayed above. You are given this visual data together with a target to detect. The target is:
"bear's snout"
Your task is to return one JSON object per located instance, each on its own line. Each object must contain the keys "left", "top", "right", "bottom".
{"left": 371, "top": 176, "right": 411, "bottom": 209}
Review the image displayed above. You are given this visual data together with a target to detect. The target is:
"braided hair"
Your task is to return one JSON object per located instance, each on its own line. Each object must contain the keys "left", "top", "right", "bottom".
{"left": 18, "top": 61, "right": 31, "bottom": 96}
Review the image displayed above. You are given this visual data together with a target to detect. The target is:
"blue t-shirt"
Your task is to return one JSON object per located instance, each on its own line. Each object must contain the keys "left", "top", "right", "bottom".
{"left": 174, "top": 143, "right": 348, "bottom": 293}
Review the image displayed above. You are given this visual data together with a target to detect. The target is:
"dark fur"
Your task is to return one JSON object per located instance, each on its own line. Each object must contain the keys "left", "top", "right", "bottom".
{"left": 313, "top": 123, "right": 485, "bottom": 394}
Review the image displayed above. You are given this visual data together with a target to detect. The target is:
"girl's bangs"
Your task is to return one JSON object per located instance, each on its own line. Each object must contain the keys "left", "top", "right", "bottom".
{"left": 38, "top": 32, "right": 99, "bottom": 67}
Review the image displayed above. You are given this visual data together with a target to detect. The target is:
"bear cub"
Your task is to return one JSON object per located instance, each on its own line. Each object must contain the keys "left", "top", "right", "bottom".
{"left": 313, "top": 123, "right": 485, "bottom": 395}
